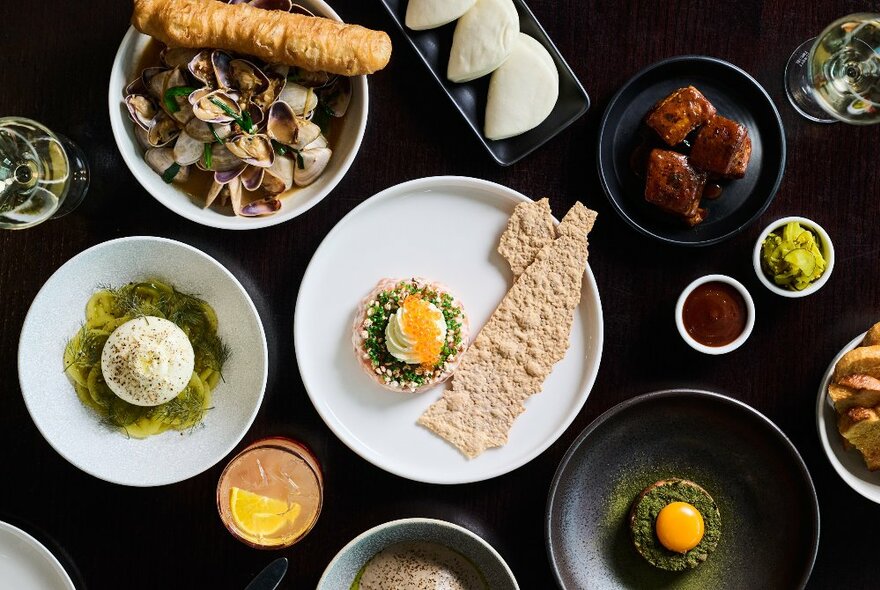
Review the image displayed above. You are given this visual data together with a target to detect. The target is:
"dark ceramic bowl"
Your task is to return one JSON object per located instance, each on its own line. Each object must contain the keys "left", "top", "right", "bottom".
{"left": 545, "top": 389, "right": 819, "bottom": 589}
{"left": 597, "top": 56, "right": 786, "bottom": 246}
{"left": 378, "top": 0, "right": 589, "bottom": 165}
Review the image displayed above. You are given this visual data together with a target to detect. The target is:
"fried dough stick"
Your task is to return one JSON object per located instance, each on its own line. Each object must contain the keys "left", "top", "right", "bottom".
{"left": 132, "top": 0, "right": 392, "bottom": 76}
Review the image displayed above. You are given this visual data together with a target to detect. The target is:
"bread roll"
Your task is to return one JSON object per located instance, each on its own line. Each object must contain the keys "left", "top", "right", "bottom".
{"left": 132, "top": 0, "right": 392, "bottom": 76}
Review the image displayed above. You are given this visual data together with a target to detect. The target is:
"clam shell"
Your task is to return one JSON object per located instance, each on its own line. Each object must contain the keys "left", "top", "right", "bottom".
{"left": 226, "top": 134, "right": 275, "bottom": 168}
{"left": 173, "top": 131, "right": 204, "bottom": 166}
{"left": 294, "top": 147, "right": 332, "bottom": 187}
{"left": 145, "top": 148, "right": 189, "bottom": 182}
{"left": 190, "top": 88, "right": 242, "bottom": 124}
{"left": 278, "top": 83, "right": 319, "bottom": 116}
{"left": 124, "top": 94, "right": 158, "bottom": 131}
{"left": 147, "top": 112, "right": 180, "bottom": 147}
{"left": 185, "top": 118, "right": 232, "bottom": 143}
{"left": 239, "top": 197, "right": 282, "bottom": 216}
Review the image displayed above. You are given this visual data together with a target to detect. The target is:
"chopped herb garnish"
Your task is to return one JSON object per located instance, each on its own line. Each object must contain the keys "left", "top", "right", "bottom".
{"left": 271, "top": 139, "right": 288, "bottom": 156}
{"left": 163, "top": 85, "right": 196, "bottom": 113}
{"left": 161, "top": 163, "right": 181, "bottom": 183}
{"left": 312, "top": 102, "right": 333, "bottom": 134}
{"left": 294, "top": 150, "right": 305, "bottom": 169}
{"left": 208, "top": 97, "right": 253, "bottom": 133}
{"left": 203, "top": 143, "right": 213, "bottom": 169}
{"left": 208, "top": 122, "right": 224, "bottom": 144}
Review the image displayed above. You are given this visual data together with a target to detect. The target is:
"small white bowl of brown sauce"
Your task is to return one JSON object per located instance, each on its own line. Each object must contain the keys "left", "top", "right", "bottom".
{"left": 675, "top": 274, "right": 755, "bottom": 355}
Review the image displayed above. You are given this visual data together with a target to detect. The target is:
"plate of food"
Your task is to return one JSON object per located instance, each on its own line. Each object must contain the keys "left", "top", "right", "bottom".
{"left": 18, "top": 236, "right": 267, "bottom": 486}
{"left": 378, "top": 0, "right": 589, "bottom": 165}
{"left": 0, "top": 521, "right": 75, "bottom": 590}
{"left": 597, "top": 56, "right": 785, "bottom": 246}
{"left": 546, "top": 390, "right": 819, "bottom": 589}
{"left": 109, "top": 0, "right": 392, "bottom": 229}
{"left": 817, "top": 323, "right": 880, "bottom": 504}
{"left": 295, "top": 176, "right": 603, "bottom": 484}
{"left": 318, "top": 518, "right": 518, "bottom": 589}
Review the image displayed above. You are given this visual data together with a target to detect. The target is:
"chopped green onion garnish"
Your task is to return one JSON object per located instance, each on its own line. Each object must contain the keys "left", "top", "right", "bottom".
{"left": 295, "top": 151, "right": 305, "bottom": 170}
{"left": 203, "top": 143, "right": 212, "bottom": 169}
{"left": 161, "top": 163, "right": 181, "bottom": 183}
{"left": 163, "top": 86, "right": 196, "bottom": 114}
{"left": 312, "top": 102, "right": 333, "bottom": 134}
{"left": 207, "top": 97, "right": 253, "bottom": 133}
{"left": 208, "top": 123, "right": 224, "bottom": 144}
{"left": 271, "top": 139, "right": 288, "bottom": 156}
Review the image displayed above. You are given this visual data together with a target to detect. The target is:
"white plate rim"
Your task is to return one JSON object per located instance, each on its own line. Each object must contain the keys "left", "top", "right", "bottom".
{"left": 294, "top": 175, "right": 604, "bottom": 484}
{"left": 0, "top": 521, "right": 75, "bottom": 590}
{"left": 17, "top": 235, "right": 268, "bottom": 486}
{"left": 816, "top": 331, "right": 880, "bottom": 503}
{"left": 107, "top": 0, "right": 369, "bottom": 231}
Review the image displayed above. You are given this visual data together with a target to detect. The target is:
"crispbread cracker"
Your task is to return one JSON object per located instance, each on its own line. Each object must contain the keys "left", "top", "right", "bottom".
{"left": 497, "top": 198, "right": 557, "bottom": 277}
{"left": 418, "top": 201, "right": 597, "bottom": 458}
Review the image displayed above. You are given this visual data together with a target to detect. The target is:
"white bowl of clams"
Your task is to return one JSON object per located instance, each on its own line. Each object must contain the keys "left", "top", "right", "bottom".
{"left": 108, "top": 0, "right": 371, "bottom": 229}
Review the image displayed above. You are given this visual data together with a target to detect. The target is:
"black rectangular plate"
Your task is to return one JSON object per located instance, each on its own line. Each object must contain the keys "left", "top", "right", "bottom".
{"left": 378, "top": 0, "right": 590, "bottom": 166}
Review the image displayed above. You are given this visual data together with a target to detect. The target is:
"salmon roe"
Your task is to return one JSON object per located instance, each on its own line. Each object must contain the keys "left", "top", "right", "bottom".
{"left": 400, "top": 295, "right": 444, "bottom": 366}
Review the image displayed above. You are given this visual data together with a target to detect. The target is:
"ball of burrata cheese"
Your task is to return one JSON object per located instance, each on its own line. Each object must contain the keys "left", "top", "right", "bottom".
{"left": 100, "top": 316, "right": 195, "bottom": 406}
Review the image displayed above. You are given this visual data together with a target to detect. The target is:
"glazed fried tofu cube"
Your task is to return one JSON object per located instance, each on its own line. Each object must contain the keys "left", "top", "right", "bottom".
{"left": 645, "top": 86, "right": 717, "bottom": 146}
{"left": 645, "top": 149, "right": 707, "bottom": 218}
{"left": 690, "top": 116, "right": 751, "bottom": 178}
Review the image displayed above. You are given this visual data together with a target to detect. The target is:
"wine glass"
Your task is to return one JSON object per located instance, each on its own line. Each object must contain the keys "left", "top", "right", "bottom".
{"left": 0, "top": 117, "right": 89, "bottom": 229}
{"left": 785, "top": 13, "right": 880, "bottom": 124}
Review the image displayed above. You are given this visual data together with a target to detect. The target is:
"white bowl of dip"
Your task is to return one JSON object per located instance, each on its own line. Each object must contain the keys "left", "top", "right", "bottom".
{"left": 318, "top": 518, "right": 519, "bottom": 589}
{"left": 675, "top": 274, "right": 755, "bottom": 355}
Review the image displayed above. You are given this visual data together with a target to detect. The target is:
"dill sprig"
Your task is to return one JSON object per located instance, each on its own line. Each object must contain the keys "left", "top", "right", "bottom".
{"left": 194, "top": 332, "right": 232, "bottom": 378}
{"left": 62, "top": 326, "right": 105, "bottom": 372}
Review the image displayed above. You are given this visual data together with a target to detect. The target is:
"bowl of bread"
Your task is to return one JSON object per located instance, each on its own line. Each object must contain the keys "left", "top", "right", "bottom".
{"left": 818, "top": 322, "right": 880, "bottom": 504}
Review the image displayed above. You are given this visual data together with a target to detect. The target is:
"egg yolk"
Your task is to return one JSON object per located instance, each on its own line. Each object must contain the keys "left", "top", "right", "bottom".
{"left": 655, "top": 501, "right": 704, "bottom": 553}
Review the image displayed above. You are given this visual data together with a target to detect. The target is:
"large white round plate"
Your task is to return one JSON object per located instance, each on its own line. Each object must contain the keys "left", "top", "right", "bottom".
{"left": 18, "top": 236, "right": 268, "bottom": 486}
{"left": 108, "top": 0, "right": 368, "bottom": 230}
{"left": 817, "top": 332, "right": 880, "bottom": 503}
{"left": 295, "top": 176, "right": 603, "bottom": 483}
{"left": 0, "top": 522, "right": 75, "bottom": 590}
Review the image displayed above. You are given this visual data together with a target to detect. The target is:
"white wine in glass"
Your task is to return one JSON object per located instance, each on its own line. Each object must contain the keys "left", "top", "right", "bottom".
{"left": 0, "top": 117, "right": 89, "bottom": 229}
{"left": 785, "top": 13, "right": 880, "bottom": 124}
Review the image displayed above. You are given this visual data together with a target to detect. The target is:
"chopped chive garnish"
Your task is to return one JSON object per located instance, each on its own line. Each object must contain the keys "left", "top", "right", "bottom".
{"left": 208, "top": 123, "right": 224, "bottom": 144}
{"left": 295, "top": 150, "right": 305, "bottom": 169}
{"left": 163, "top": 86, "right": 196, "bottom": 113}
{"left": 161, "top": 163, "right": 181, "bottom": 183}
{"left": 203, "top": 143, "right": 212, "bottom": 169}
{"left": 207, "top": 97, "right": 253, "bottom": 133}
{"left": 271, "top": 139, "right": 288, "bottom": 156}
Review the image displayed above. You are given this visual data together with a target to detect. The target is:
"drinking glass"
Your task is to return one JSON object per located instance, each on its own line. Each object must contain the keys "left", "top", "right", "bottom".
{"left": 0, "top": 117, "right": 89, "bottom": 229}
{"left": 785, "top": 13, "right": 880, "bottom": 124}
{"left": 217, "top": 437, "right": 323, "bottom": 549}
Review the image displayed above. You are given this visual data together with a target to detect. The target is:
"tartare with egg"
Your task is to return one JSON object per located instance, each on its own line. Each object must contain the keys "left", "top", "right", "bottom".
{"left": 629, "top": 478, "right": 721, "bottom": 571}
{"left": 353, "top": 278, "right": 468, "bottom": 393}
{"left": 63, "top": 280, "right": 229, "bottom": 438}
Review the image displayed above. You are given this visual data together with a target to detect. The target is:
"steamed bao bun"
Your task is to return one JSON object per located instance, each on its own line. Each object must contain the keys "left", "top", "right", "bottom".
{"left": 447, "top": 0, "right": 519, "bottom": 83}
{"left": 405, "top": 0, "right": 476, "bottom": 30}
{"left": 485, "top": 33, "right": 559, "bottom": 140}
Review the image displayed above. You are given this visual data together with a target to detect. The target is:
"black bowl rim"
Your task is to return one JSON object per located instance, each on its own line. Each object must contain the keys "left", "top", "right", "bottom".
{"left": 377, "top": 0, "right": 590, "bottom": 166}
{"left": 544, "top": 388, "right": 819, "bottom": 590}
{"left": 596, "top": 55, "right": 787, "bottom": 247}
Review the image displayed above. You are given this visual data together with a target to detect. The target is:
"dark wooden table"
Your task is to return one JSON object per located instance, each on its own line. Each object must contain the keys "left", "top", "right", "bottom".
{"left": 1, "top": 1, "right": 877, "bottom": 588}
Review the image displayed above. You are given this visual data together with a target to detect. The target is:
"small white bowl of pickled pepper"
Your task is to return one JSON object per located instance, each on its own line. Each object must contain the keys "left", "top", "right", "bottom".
{"left": 753, "top": 216, "right": 834, "bottom": 298}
